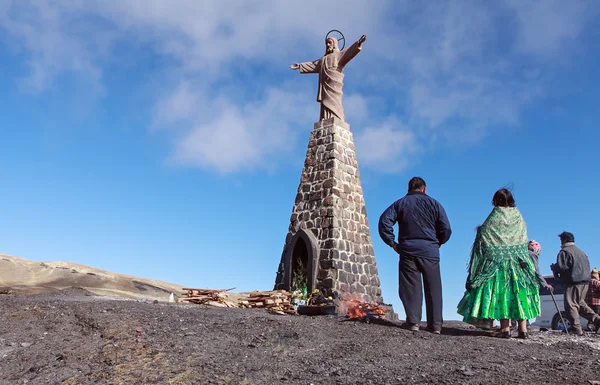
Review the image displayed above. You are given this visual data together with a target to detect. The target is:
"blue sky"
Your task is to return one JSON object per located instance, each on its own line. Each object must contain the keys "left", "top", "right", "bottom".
{"left": 1, "top": 1, "right": 599, "bottom": 321}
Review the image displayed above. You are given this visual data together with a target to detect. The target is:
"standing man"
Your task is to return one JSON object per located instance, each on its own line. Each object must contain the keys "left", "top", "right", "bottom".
{"left": 551, "top": 231, "right": 600, "bottom": 335}
{"left": 378, "top": 177, "right": 452, "bottom": 334}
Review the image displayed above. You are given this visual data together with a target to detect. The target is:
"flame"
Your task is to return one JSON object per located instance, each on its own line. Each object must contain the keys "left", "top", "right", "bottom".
{"left": 335, "top": 293, "right": 386, "bottom": 319}
{"left": 346, "top": 302, "right": 386, "bottom": 319}
{"left": 335, "top": 293, "right": 364, "bottom": 314}
{"left": 348, "top": 305, "right": 367, "bottom": 319}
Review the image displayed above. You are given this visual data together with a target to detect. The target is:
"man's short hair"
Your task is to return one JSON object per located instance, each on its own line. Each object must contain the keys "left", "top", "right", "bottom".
{"left": 408, "top": 177, "right": 426, "bottom": 191}
{"left": 559, "top": 231, "right": 575, "bottom": 244}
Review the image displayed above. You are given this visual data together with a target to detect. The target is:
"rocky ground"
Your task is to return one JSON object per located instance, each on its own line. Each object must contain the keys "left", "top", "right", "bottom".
{"left": 2, "top": 288, "right": 600, "bottom": 385}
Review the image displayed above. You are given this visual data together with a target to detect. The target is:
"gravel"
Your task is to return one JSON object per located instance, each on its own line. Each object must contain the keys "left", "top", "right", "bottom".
{"left": 1, "top": 287, "right": 600, "bottom": 384}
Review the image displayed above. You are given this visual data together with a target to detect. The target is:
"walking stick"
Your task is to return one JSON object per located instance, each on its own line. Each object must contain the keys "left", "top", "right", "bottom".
{"left": 549, "top": 289, "right": 569, "bottom": 334}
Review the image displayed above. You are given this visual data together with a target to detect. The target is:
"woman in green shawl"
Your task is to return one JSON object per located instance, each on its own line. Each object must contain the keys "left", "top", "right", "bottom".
{"left": 457, "top": 189, "right": 540, "bottom": 339}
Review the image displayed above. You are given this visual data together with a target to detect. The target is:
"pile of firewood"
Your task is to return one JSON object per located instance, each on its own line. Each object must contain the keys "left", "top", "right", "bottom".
{"left": 177, "top": 287, "right": 238, "bottom": 308}
{"left": 238, "top": 290, "right": 296, "bottom": 315}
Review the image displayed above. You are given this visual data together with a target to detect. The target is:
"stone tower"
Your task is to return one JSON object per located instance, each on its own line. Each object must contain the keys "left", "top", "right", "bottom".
{"left": 274, "top": 117, "right": 385, "bottom": 304}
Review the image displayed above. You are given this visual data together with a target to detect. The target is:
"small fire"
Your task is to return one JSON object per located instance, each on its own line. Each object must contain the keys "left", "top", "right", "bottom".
{"left": 347, "top": 302, "right": 386, "bottom": 319}
{"left": 336, "top": 294, "right": 386, "bottom": 319}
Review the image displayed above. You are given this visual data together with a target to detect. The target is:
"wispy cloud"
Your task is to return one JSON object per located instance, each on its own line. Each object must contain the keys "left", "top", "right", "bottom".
{"left": 355, "top": 119, "right": 420, "bottom": 173}
{"left": 0, "top": 0, "right": 597, "bottom": 173}
{"left": 506, "top": 0, "right": 600, "bottom": 57}
{"left": 159, "top": 86, "right": 313, "bottom": 173}
{"left": 0, "top": 1, "right": 111, "bottom": 93}
{"left": 152, "top": 82, "right": 203, "bottom": 128}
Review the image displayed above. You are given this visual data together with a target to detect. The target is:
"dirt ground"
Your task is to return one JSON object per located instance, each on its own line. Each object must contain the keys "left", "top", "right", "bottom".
{"left": 2, "top": 288, "right": 600, "bottom": 385}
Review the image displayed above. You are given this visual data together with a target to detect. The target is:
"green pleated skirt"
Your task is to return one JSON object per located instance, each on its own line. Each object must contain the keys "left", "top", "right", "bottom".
{"left": 457, "top": 259, "right": 541, "bottom": 321}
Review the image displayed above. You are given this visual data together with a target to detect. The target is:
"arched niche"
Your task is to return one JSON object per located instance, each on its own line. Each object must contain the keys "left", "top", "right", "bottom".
{"left": 284, "top": 228, "right": 319, "bottom": 293}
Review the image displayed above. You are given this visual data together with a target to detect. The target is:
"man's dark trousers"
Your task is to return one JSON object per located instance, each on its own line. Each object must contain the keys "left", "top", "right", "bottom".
{"left": 399, "top": 254, "right": 443, "bottom": 329}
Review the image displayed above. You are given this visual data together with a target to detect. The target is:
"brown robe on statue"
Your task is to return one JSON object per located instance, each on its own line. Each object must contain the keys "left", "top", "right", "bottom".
{"left": 297, "top": 40, "right": 362, "bottom": 122}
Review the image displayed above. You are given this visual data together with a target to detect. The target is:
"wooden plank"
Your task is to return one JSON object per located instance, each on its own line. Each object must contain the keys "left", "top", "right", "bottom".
{"left": 244, "top": 293, "right": 286, "bottom": 298}
{"left": 178, "top": 298, "right": 204, "bottom": 302}
{"left": 239, "top": 290, "right": 289, "bottom": 295}
{"left": 204, "top": 301, "right": 228, "bottom": 307}
{"left": 183, "top": 292, "right": 233, "bottom": 300}
{"left": 245, "top": 297, "right": 270, "bottom": 302}
{"left": 181, "top": 287, "right": 236, "bottom": 293}
{"left": 245, "top": 296, "right": 289, "bottom": 302}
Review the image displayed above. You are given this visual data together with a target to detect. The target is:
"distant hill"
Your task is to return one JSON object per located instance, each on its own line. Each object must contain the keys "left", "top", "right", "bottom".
{"left": 0, "top": 253, "right": 184, "bottom": 301}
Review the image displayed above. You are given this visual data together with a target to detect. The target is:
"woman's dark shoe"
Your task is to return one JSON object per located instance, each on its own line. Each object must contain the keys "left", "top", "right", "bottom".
{"left": 517, "top": 331, "right": 529, "bottom": 339}
{"left": 491, "top": 330, "right": 511, "bottom": 339}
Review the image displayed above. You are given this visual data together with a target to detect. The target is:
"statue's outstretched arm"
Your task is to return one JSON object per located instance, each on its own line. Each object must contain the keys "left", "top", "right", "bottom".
{"left": 290, "top": 59, "right": 320, "bottom": 74}
{"left": 338, "top": 35, "right": 367, "bottom": 68}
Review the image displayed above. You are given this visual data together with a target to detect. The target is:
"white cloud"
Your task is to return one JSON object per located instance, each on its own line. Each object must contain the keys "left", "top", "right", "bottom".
{"left": 375, "top": 1, "right": 593, "bottom": 150}
{"left": 161, "top": 87, "right": 314, "bottom": 173}
{"left": 343, "top": 93, "right": 369, "bottom": 123}
{"left": 88, "top": 0, "right": 389, "bottom": 73}
{"left": 506, "top": 0, "right": 599, "bottom": 57}
{"left": 171, "top": 108, "right": 260, "bottom": 173}
{"left": 354, "top": 119, "right": 420, "bottom": 173}
{"left": 0, "top": 0, "right": 389, "bottom": 90}
{"left": 0, "top": 0, "right": 597, "bottom": 173}
{"left": 409, "top": 72, "right": 542, "bottom": 145}
{"left": 0, "top": 1, "right": 110, "bottom": 93}
{"left": 152, "top": 82, "right": 203, "bottom": 128}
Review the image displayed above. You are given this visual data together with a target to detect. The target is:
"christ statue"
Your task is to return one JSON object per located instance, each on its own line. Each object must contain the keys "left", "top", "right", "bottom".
{"left": 290, "top": 34, "right": 367, "bottom": 122}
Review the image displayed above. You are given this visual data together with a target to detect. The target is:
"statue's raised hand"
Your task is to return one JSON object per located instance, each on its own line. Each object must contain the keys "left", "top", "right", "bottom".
{"left": 358, "top": 34, "right": 367, "bottom": 47}
{"left": 290, "top": 63, "right": 300, "bottom": 70}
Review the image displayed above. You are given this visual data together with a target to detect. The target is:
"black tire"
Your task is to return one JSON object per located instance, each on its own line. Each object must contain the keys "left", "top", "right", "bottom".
{"left": 551, "top": 312, "right": 570, "bottom": 330}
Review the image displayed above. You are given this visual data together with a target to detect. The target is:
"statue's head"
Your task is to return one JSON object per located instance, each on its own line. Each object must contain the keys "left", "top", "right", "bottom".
{"left": 325, "top": 37, "right": 339, "bottom": 54}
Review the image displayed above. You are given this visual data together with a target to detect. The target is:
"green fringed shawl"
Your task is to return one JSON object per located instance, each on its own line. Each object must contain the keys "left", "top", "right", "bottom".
{"left": 458, "top": 207, "right": 540, "bottom": 321}
{"left": 468, "top": 207, "right": 537, "bottom": 290}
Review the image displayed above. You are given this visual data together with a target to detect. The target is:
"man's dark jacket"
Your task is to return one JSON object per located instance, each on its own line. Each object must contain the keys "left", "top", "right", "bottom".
{"left": 378, "top": 191, "right": 452, "bottom": 260}
{"left": 551, "top": 243, "right": 591, "bottom": 284}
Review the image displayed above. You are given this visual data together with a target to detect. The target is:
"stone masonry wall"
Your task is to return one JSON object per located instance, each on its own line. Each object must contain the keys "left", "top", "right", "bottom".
{"left": 274, "top": 117, "right": 384, "bottom": 304}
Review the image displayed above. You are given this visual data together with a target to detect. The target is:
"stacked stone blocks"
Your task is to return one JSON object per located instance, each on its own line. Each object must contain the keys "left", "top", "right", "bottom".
{"left": 274, "top": 117, "right": 383, "bottom": 304}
